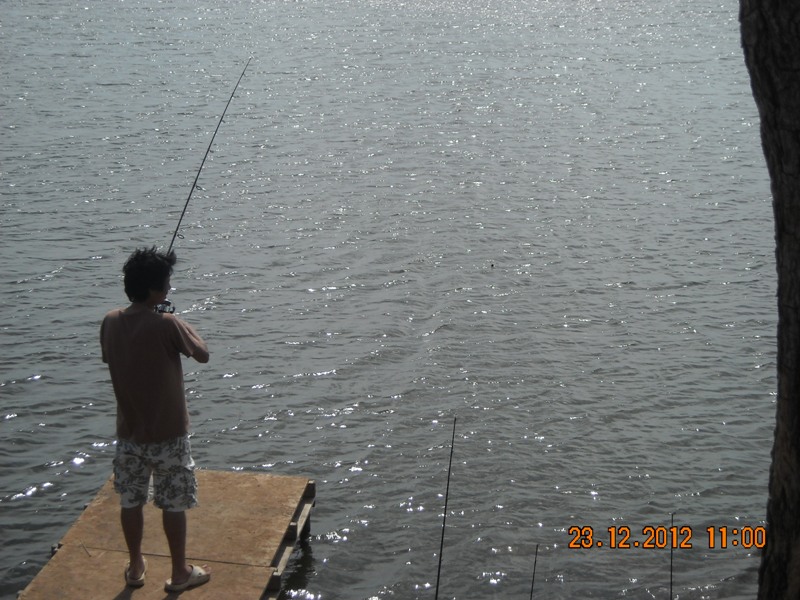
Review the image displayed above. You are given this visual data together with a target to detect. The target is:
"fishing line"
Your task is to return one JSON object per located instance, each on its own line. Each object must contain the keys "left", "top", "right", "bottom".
{"left": 167, "top": 57, "right": 252, "bottom": 254}
{"left": 434, "top": 415, "right": 457, "bottom": 600}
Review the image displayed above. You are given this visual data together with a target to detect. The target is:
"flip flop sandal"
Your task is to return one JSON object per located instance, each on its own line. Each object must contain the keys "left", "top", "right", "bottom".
{"left": 164, "top": 564, "right": 211, "bottom": 592}
{"left": 125, "top": 558, "right": 147, "bottom": 587}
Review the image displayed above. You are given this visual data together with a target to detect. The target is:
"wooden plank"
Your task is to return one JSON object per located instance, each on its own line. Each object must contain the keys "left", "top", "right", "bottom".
{"left": 269, "top": 479, "right": 316, "bottom": 593}
{"left": 18, "top": 470, "right": 315, "bottom": 599}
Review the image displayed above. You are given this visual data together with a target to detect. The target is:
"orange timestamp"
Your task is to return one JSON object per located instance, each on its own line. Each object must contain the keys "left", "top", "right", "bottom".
{"left": 568, "top": 525, "right": 766, "bottom": 550}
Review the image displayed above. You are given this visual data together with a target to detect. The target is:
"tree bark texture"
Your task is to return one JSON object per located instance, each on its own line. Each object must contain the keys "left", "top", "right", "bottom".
{"left": 740, "top": 1, "right": 800, "bottom": 598}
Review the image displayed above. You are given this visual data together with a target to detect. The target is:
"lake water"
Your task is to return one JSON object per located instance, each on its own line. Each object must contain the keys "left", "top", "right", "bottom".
{"left": 0, "top": 0, "right": 777, "bottom": 598}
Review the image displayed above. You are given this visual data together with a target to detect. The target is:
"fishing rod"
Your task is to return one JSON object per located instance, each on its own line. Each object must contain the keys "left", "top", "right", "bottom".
{"left": 434, "top": 416, "right": 457, "bottom": 600}
{"left": 529, "top": 543, "right": 539, "bottom": 600}
{"left": 669, "top": 513, "right": 674, "bottom": 599}
{"left": 157, "top": 57, "right": 252, "bottom": 313}
{"left": 167, "top": 57, "right": 251, "bottom": 254}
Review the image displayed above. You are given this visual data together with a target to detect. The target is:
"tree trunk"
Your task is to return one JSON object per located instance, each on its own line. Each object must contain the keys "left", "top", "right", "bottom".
{"left": 740, "top": 1, "right": 800, "bottom": 598}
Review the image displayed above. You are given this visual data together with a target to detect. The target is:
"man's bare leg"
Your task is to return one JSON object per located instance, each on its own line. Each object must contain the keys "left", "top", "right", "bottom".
{"left": 162, "top": 509, "right": 192, "bottom": 583}
{"left": 120, "top": 505, "right": 146, "bottom": 579}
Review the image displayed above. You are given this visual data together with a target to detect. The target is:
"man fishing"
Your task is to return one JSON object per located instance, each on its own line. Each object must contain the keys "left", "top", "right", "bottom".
{"left": 100, "top": 246, "right": 211, "bottom": 592}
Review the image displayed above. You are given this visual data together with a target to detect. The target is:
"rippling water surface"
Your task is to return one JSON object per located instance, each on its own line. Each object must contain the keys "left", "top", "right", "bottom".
{"left": 1, "top": 0, "right": 776, "bottom": 598}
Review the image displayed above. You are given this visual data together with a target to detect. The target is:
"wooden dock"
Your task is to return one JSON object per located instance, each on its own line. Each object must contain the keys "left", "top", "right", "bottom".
{"left": 18, "top": 470, "right": 316, "bottom": 599}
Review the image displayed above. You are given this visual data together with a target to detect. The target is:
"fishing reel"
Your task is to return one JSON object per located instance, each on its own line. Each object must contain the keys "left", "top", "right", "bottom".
{"left": 156, "top": 300, "right": 175, "bottom": 314}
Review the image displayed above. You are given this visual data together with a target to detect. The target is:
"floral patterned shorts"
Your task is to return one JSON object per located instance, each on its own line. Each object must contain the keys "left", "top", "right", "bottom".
{"left": 113, "top": 435, "right": 198, "bottom": 511}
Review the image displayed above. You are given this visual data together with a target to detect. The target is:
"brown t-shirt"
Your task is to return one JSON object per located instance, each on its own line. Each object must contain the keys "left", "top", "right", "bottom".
{"left": 100, "top": 306, "right": 207, "bottom": 443}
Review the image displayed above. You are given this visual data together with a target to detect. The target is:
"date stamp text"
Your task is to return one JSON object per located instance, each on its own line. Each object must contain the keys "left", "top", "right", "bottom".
{"left": 567, "top": 525, "right": 766, "bottom": 550}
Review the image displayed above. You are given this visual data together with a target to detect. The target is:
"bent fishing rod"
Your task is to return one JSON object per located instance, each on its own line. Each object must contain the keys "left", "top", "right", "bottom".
{"left": 157, "top": 57, "right": 251, "bottom": 314}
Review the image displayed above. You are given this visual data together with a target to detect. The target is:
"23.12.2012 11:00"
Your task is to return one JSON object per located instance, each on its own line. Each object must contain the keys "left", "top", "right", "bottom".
{"left": 567, "top": 525, "right": 766, "bottom": 550}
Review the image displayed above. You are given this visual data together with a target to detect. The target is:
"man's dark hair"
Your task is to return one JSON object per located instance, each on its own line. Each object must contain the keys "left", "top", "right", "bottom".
{"left": 122, "top": 247, "right": 177, "bottom": 302}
